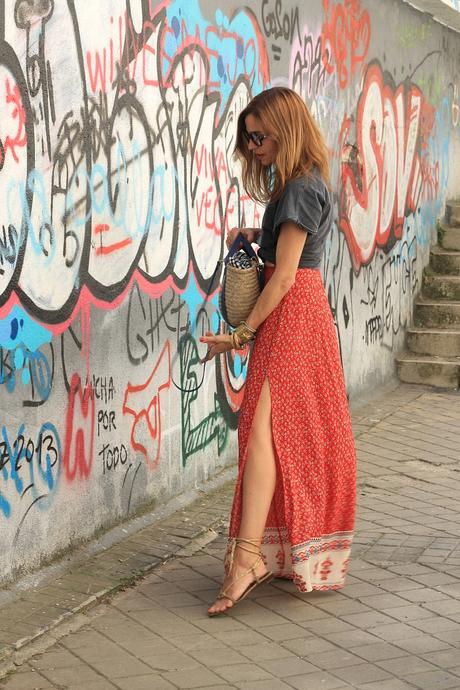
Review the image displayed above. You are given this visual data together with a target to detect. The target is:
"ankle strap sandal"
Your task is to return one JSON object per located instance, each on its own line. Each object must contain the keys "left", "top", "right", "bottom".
{"left": 209, "top": 538, "right": 273, "bottom": 617}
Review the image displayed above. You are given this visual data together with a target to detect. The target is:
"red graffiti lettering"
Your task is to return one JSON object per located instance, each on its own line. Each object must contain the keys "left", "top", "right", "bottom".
{"left": 339, "top": 64, "right": 435, "bottom": 270}
{"left": 240, "top": 194, "right": 262, "bottom": 228}
{"left": 215, "top": 147, "right": 229, "bottom": 185}
{"left": 86, "top": 48, "right": 107, "bottom": 94}
{"left": 63, "top": 373, "right": 95, "bottom": 481}
{"left": 1, "top": 77, "right": 27, "bottom": 167}
{"left": 321, "top": 0, "right": 370, "bottom": 90}
{"left": 93, "top": 224, "right": 133, "bottom": 256}
{"left": 195, "top": 187, "right": 221, "bottom": 235}
{"left": 122, "top": 340, "right": 172, "bottom": 469}
{"left": 194, "top": 144, "right": 214, "bottom": 179}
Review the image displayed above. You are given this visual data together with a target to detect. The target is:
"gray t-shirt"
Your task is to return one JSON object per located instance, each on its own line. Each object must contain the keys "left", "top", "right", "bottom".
{"left": 258, "top": 171, "right": 332, "bottom": 268}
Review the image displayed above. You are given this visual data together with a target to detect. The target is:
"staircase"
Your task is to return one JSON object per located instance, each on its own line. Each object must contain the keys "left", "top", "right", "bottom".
{"left": 396, "top": 202, "right": 460, "bottom": 389}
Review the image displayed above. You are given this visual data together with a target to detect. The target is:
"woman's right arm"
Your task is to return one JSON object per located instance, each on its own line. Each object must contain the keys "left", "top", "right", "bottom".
{"left": 244, "top": 221, "right": 307, "bottom": 331}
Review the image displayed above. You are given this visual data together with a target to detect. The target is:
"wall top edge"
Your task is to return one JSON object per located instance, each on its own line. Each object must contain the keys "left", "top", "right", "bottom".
{"left": 403, "top": 0, "right": 460, "bottom": 33}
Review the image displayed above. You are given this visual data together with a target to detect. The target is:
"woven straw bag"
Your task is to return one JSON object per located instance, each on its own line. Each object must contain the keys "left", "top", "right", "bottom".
{"left": 219, "top": 233, "right": 262, "bottom": 328}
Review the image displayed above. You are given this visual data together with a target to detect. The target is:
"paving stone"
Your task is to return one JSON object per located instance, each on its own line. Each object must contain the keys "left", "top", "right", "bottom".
{"left": 353, "top": 642, "right": 409, "bottom": 662}
{"left": 411, "top": 573, "right": 459, "bottom": 587}
{"left": 340, "top": 611, "right": 397, "bottom": 629}
{"left": 238, "top": 643, "right": 295, "bottom": 661}
{"left": 166, "top": 632, "right": 228, "bottom": 652}
{"left": 410, "top": 618, "right": 460, "bottom": 634}
{"left": 127, "top": 609, "right": 201, "bottom": 637}
{"left": 61, "top": 638, "right": 127, "bottom": 662}
{"left": 323, "top": 630, "right": 380, "bottom": 649}
{"left": 60, "top": 628, "right": 115, "bottom": 651}
{"left": 87, "top": 655, "right": 155, "bottom": 679}
{"left": 286, "top": 670, "right": 347, "bottom": 689}
{"left": 328, "top": 662, "right": 393, "bottom": 685}
{"left": 137, "top": 650, "right": 201, "bottom": 671}
{"left": 232, "top": 610, "right": 293, "bottom": 627}
{"left": 193, "top": 687, "right": 235, "bottom": 690}
{"left": 358, "top": 593, "right": 412, "bottom": 609}
{"left": 356, "top": 680, "right": 417, "bottom": 689}
{"left": 114, "top": 594, "right": 162, "bottom": 612}
{"left": 377, "top": 655, "right": 439, "bottom": 677}
{"left": 256, "top": 657, "right": 319, "bottom": 677}
{"left": 305, "top": 649, "right": 365, "bottom": 670}
{"left": 0, "top": 670, "right": 52, "bottom": 690}
{"left": 281, "top": 636, "right": 338, "bottom": 657}
{"left": 39, "top": 663, "right": 108, "bottom": 685}
{"left": 436, "top": 583, "right": 460, "bottom": 599}
{"left": 213, "top": 629, "right": 269, "bottom": 647}
{"left": 237, "top": 680, "right": 292, "bottom": 690}
{"left": 256, "top": 623, "right": 311, "bottom": 641}
{"left": 177, "top": 577, "right": 224, "bottom": 593}
{"left": 313, "top": 599, "right": 371, "bottom": 616}
{"left": 424, "top": 599, "right": 460, "bottom": 616}
{"left": 119, "top": 639, "right": 178, "bottom": 656}
{"left": 28, "top": 647, "right": 81, "bottom": 670}
{"left": 113, "top": 674, "right": 177, "bottom": 689}
{"left": 368, "top": 622, "right": 425, "bottom": 642}
{"left": 424, "top": 649, "right": 460, "bottom": 669}
{"left": 64, "top": 682, "right": 119, "bottom": 690}
{"left": 404, "top": 669, "right": 460, "bottom": 689}
{"left": 381, "top": 605, "right": 437, "bottom": 622}
{"left": 265, "top": 605, "right": 333, "bottom": 623}
{"left": 213, "top": 663, "right": 273, "bottom": 683}
{"left": 397, "top": 588, "right": 450, "bottom": 603}
{"left": 301, "top": 617, "right": 358, "bottom": 635}
{"left": 434, "top": 628, "right": 460, "bottom": 645}
{"left": 188, "top": 647, "right": 248, "bottom": 667}
{"left": 159, "top": 666, "right": 227, "bottom": 689}
{"left": 341, "top": 584, "right": 387, "bottom": 599}
{"left": 392, "top": 635, "right": 452, "bottom": 655}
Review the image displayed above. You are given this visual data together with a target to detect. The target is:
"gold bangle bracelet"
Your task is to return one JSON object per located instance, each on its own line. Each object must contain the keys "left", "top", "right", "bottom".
{"left": 241, "top": 321, "right": 257, "bottom": 335}
{"left": 233, "top": 322, "right": 256, "bottom": 346}
{"left": 231, "top": 332, "right": 243, "bottom": 350}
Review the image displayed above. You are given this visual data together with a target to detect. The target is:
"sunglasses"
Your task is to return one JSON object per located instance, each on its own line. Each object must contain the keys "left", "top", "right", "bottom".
{"left": 242, "top": 130, "right": 269, "bottom": 147}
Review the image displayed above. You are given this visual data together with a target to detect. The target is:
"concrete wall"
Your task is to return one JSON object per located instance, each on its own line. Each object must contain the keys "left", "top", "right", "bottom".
{"left": 0, "top": 0, "right": 459, "bottom": 583}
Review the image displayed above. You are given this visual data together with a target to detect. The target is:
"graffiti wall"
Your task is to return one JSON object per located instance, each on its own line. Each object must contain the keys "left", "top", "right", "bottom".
{"left": 0, "top": 0, "right": 458, "bottom": 583}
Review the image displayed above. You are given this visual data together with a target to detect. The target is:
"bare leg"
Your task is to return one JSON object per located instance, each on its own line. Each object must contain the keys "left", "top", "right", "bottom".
{"left": 208, "top": 379, "right": 277, "bottom": 615}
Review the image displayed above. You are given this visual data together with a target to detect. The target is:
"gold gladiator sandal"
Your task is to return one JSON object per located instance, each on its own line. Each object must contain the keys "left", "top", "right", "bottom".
{"left": 208, "top": 538, "right": 273, "bottom": 617}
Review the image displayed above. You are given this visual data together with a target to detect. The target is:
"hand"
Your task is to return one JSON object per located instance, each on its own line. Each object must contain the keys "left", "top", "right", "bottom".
{"left": 199, "top": 331, "right": 233, "bottom": 362}
{"left": 226, "top": 227, "right": 259, "bottom": 249}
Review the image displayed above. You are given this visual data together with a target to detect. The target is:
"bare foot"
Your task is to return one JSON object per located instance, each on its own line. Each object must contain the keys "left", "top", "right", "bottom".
{"left": 208, "top": 547, "right": 269, "bottom": 615}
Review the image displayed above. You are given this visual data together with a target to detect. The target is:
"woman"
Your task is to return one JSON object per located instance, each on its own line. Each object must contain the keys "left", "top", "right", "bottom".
{"left": 200, "top": 87, "right": 356, "bottom": 617}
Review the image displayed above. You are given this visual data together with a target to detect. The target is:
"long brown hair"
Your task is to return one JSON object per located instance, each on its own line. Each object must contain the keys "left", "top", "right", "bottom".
{"left": 234, "top": 87, "right": 330, "bottom": 203}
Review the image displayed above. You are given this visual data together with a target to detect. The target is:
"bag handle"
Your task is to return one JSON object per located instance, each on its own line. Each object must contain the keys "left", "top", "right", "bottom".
{"left": 224, "top": 232, "right": 258, "bottom": 265}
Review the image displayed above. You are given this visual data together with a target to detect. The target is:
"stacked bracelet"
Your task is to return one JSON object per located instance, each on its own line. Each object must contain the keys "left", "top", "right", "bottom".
{"left": 231, "top": 321, "right": 257, "bottom": 350}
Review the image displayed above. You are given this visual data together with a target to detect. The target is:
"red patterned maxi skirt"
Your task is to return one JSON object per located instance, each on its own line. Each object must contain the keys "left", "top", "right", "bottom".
{"left": 228, "top": 266, "right": 356, "bottom": 592}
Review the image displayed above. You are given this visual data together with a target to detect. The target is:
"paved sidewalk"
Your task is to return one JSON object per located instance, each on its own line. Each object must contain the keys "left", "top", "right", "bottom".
{"left": 1, "top": 382, "right": 460, "bottom": 690}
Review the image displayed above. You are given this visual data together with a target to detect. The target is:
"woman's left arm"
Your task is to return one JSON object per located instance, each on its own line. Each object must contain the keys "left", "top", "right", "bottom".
{"left": 200, "top": 222, "right": 307, "bottom": 360}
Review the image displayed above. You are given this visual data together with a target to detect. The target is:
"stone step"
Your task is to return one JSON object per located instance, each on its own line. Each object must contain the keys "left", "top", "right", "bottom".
{"left": 396, "top": 352, "right": 460, "bottom": 389}
{"left": 441, "top": 226, "right": 460, "bottom": 251}
{"left": 423, "top": 274, "right": 460, "bottom": 300}
{"left": 430, "top": 247, "right": 460, "bottom": 275}
{"left": 414, "top": 299, "right": 460, "bottom": 328}
{"left": 407, "top": 327, "right": 460, "bottom": 357}
{"left": 445, "top": 201, "right": 460, "bottom": 227}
